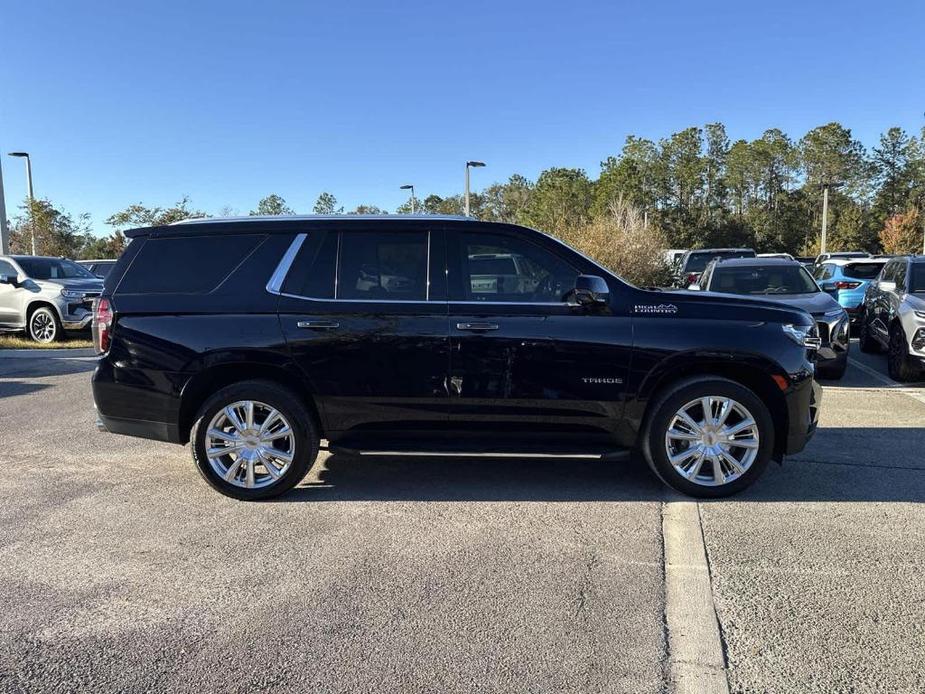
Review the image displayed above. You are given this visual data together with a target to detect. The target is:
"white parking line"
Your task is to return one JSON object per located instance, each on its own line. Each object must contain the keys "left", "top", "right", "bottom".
{"left": 662, "top": 500, "right": 729, "bottom": 694}
{"left": 847, "top": 358, "right": 925, "bottom": 405}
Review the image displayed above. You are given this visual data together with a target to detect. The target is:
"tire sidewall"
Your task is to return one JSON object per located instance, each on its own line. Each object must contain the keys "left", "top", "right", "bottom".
{"left": 29, "top": 306, "right": 61, "bottom": 343}
{"left": 643, "top": 378, "right": 774, "bottom": 498}
{"left": 191, "top": 381, "right": 318, "bottom": 500}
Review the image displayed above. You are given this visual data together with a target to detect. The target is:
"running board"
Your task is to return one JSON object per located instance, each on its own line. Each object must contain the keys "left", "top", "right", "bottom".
{"left": 326, "top": 445, "right": 631, "bottom": 462}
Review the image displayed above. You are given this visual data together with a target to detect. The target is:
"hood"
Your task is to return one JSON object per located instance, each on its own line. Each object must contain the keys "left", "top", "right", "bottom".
{"left": 906, "top": 293, "right": 925, "bottom": 311}
{"left": 37, "top": 277, "right": 104, "bottom": 292}
{"left": 641, "top": 287, "right": 815, "bottom": 326}
{"left": 755, "top": 291, "right": 843, "bottom": 317}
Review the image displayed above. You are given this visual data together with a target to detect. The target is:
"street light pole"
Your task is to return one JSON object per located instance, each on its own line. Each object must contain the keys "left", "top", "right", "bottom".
{"left": 400, "top": 184, "right": 415, "bottom": 214}
{"left": 8, "top": 152, "right": 36, "bottom": 255}
{"left": 0, "top": 158, "right": 9, "bottom": 254}
{"left": 464, "top": 161, "right": 485, "bottom": 217}
{"left": 818, "top": 181, "right": 845, "bottom": 255}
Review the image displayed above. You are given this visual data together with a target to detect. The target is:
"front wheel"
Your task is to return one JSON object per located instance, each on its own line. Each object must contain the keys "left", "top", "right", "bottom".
{"left": 642, "top": 377, "right": 774, "bottom": 498}
{"left": 888, "top": 326, "right": 921, "bottom": 383}
{"left": 28, "top": 306, "right": 61, "bottom": 343}
{"left": 191, "top": 380, "right": 319, "bottom": 500}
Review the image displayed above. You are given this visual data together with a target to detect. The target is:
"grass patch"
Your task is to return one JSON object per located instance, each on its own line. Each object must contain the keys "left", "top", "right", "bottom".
{"left": 0, "top": 333, "right": 94, "bottom": 349}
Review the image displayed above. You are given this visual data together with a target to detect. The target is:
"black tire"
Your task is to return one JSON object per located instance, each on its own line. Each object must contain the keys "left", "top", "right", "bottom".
{"left": 817, "top": 354, "right": 848, "bottom": 380}
{"left": 28, "top": 306, "right": 61, "bottom": 343}
{"left": 190, "top": 380, "right": 319, "bottom": 500}
{"left": 887, "top": 325, "right": 921, "bottom": 383}
{"left": 641, "top": 377, "right": 774, "bottom": 498}
{"left": 858, "top": 312, "right": 880, "bottom": 353}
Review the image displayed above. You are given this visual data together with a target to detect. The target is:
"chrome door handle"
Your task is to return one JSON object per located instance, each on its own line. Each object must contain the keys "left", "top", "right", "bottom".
{"left": 297, "top": 320, "right": 339, "bottom": 329}
{"left": 456, "top": 322, "right": 499, "bottom": 331}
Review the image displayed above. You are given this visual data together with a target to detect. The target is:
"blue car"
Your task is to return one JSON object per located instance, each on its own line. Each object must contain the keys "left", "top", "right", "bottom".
{"left": 813, "top": 258, "right": 888, "bottom": 327}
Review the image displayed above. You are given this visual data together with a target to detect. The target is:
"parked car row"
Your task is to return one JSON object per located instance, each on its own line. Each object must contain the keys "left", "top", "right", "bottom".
{"left": 676, "top": 248, "right": 924, "bottom": 383}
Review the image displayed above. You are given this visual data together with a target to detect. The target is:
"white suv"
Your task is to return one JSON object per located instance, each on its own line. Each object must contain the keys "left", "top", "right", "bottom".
{"left": 0, "top": 255, "right": 104, "bottom": 343}
{"left": 858, "top": 256, "right": 925, "bottom": 381}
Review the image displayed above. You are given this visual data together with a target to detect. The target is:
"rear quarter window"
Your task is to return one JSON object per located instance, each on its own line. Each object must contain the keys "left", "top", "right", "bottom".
{"left": 116, "top": 234, "right": 266, "bottom": 294}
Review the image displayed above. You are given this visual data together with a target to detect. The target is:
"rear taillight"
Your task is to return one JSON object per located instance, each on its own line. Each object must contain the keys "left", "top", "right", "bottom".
{"left": 686, "top": 273, "right": 700, "bottom": 285}
{"left": 833, "top": 281, "right": 861, "bottom": 290}
{"left": 93, "top": 298, "right": 113, "bottom": 354}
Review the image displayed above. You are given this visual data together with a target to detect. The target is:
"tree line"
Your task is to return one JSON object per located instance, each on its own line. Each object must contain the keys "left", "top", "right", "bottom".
{"left": 6, "top": 121, "right": 924, "bottom": 271}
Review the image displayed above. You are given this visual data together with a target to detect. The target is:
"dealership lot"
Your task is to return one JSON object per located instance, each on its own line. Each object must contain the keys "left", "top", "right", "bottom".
{"left": 0, "top": 348, "right": 922, "bottom": 693}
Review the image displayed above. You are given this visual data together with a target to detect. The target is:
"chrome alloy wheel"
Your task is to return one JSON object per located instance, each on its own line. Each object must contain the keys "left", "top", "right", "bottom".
{"left": 205, "top": 400, "right": 295, "bottom": 489}
{"left": 664, "top": 396, "right": 760, "bottom": 487}
{"left": 30, "top": 311, "right": 57, "bottom": 342}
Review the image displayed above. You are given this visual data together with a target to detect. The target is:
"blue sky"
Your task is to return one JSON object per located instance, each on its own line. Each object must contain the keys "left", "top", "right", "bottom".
{"left": 1, "top": 0, "right": 924, "bottom": 234}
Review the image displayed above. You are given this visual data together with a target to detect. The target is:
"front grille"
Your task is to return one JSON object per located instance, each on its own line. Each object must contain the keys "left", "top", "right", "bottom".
{"left": 816, "top": 321, "right": 830, "bottom": 344}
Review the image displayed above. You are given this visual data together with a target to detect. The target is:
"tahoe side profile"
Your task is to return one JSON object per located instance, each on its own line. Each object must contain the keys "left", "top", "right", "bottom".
{"left": 91, "top": 216, "right": 822, "bottom": 500}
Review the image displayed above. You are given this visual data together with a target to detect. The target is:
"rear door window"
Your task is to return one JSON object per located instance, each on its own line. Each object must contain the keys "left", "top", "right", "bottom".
{"left": 337, "top": 231, "right": 428, "bottom": 301}
{"left": 117, "top": 234, "right": 265, "bottom": 294}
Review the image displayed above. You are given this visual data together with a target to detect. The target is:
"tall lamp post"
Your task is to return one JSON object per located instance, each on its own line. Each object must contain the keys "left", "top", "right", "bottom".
{"left": 399, "top": 184, "right": 416, "bottom": 214}
{"left": 0, "top": 157, "right": 9, "bottom": 254}
{"left": 8, "top": 152, "right": 36, "bottom": 255}
{"left": 818, "top": 181, "right": 844, "bottom": 255}
{"left": 464, "top": 161, "right": 485, "bottom": 217}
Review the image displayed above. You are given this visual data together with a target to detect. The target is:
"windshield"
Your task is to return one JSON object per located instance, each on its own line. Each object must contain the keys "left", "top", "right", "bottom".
{"left": 911, "top": 265, "right": 925, "bottom": 293}
{"left": 710, "top": 265, "right": 819, "bottom": 295}
{"left": 16, "top": 257, "right": 97, "bottom": 280}
{"left": 842, "top": 262, "right": 885, "bottom": 280}
{"left": 685, "top": 250, "right": 755, "bottom": 273}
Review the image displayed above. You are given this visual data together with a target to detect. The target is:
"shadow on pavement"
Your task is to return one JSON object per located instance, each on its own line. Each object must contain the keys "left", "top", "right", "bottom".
{"left": 278, "top": 426, "right": 925, "bottom": 504}
{"left": 0, "top": 380, "right": 52, "bottom": 399}
{"left": 0, "top": 356, "right": 96, "bottom": 379}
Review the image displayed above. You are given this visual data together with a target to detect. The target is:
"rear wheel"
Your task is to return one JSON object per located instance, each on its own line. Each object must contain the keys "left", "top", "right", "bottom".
{"left": 642, "top": 377, "right": 774, "bottom": 498}
{"left": 191, "top": 380, "right": 319, "bottom": 500}
{"left": 858, "top": 312, "right": 880, "bottom": 353}
{"left": 888, "top": 325, "right": 921, "bottom": 383}
{"left": 28, "top": 306, "right": 61, "bottom": 343}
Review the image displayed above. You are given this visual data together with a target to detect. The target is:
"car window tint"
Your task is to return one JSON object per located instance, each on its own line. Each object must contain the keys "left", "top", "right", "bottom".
{"left": 460, "top": 232, "right": 578, "bottom": 302}
{"left": 842, "top": 262, "right": 885, "bottom": 280}
{"left": 0, "top": 260, "right": 17, "bottom": 277}
{"left": 337, "top": 231, "right": 428, "bottom": 301}
{"left": 284, "top": 231, "right": 337, "bottom": 299}
{"left": 910, "top": 265, "right": 925, "bottom": 293}
{"left": 894, "top": 262, "right": 907, "bottom": 290}
{"left": 881, "top": 262, "right": 897, "bottom": 283}
{"left": 117, "top": 234, "right": 265, "bottom": 294}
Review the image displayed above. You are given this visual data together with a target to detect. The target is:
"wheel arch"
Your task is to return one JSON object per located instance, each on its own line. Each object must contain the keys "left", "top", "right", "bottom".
{"left": 177, "top": 361, "right": 323, "bottom": 445}
{"left": 635, "top": 354, "right": 791, "bottom": 460}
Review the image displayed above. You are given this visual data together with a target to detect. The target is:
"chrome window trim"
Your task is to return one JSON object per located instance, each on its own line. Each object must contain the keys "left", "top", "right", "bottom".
{"left": 266, "top": 233, "right": 307, "bottom": 295}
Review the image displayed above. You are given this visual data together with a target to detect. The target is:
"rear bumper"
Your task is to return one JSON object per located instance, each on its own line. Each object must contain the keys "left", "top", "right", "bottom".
{"left": 784, "top": 377, "right": 822, "bottom": 455}
{"left": 96, "top": 412, "right": 181, "bottom": 443}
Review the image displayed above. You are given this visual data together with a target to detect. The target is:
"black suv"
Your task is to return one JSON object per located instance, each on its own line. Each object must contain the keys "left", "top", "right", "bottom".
{"left": 92, "top": 216, "right": 821, "bottom": 500}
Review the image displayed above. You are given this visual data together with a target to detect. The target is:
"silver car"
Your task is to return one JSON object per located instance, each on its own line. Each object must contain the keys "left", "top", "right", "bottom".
{"left": 0, "top": 255, "right": 104, "bottom": 343}
{"left": 858, "top": 256, "right": 925, "bottom": 381}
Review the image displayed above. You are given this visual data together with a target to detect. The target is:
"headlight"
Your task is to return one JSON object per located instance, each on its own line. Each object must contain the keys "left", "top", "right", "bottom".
{"left": 60, "top": 288, "right": 84, "bottom": 300}
{"left": 782, "top": 323, "right": 821, "bottom": 350}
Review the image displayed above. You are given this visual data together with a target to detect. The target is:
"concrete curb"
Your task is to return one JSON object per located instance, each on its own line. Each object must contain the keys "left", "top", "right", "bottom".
{"left": 663, "top": 499, "right": 730, "bottom": 694}
{"left": 0, "top": 348, "right": 96, "bottom": 358}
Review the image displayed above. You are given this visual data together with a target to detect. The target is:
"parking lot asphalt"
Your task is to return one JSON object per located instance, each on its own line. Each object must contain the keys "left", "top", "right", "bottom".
{"left": 0, "top": 344, "right": 922, "bottom": 693}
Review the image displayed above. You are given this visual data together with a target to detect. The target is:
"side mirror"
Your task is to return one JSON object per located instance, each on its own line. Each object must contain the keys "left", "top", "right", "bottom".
{"left": 687, "top": 283, "right": 701, "bottom": 291}
{"left": 0, "top": 274, "right": 18, "bottom": 287}
{"left": 570, "top": 274, "right": 610, "bottom": 306}
{"left": 878, "top": 280, "right": 897, "bottom": 292}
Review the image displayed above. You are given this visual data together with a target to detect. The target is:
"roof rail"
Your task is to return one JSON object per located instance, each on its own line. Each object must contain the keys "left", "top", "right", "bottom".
{"left": 170, "top": 214, "right": 474, "bottom": 226}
